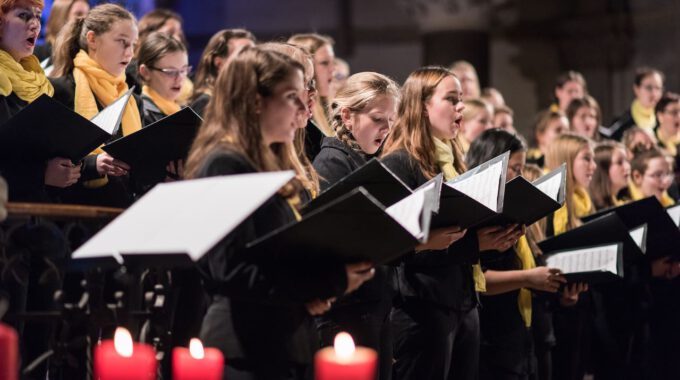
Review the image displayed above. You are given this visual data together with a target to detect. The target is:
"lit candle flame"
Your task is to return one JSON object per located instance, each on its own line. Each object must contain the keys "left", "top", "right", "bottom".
{"left": 333, "top": 332, "right": 355, "bottom": 361}
{"left": 189, "top": 338, "right": 205, "bottom": 360}
{"left": 113, "top": 327, "right": 133, "bottom": 358}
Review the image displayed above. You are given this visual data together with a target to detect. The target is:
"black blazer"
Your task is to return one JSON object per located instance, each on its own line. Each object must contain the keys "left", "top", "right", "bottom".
{"left": 140, "top": 94, "right": 167, "bottom": 126}
{"left": 304, "top": 119, "right": 325, "bottom": 162}
{"left": 0, "top": 93, "right": 52, "bottom": 202}
{"left": 196, "top": 148, "right": 347, "bottom": 371}
{"left": 50, "top": 73, "right": 144, "bottom": 207}
{"left": 606, "top": 108, "right": 658, "bottom": 141}
{"left": 381, "top": 149, "right": 479, "bottom": 310}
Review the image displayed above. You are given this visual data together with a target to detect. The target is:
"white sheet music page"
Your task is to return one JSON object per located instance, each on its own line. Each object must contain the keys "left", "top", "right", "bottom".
{"left": 535, "top": 172, "right": 562, "bottom": 201}
{"left": 629, "top": 226, "right": 646, "bottom": 249}
{"left": 666, "top": 205, "right": 680, "bottom": 227}
{"left": 386, "top": 182, "right": 434, "bottom": 239}
{"left": 72, "top": 171, "right": 295, "bottom": 262}
{"left": 89, "top": 88, "right": 134, "bottom": 135}
{"left": 545, "top": 244, "right": 619, "bottom": 274}
{"left": 447, "top": 160, "right": 503, "bottom": 212}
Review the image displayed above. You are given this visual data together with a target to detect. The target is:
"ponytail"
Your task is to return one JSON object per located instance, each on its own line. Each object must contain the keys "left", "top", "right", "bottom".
{"left": 51, "top": 17, "right": 85, "bottom": 77}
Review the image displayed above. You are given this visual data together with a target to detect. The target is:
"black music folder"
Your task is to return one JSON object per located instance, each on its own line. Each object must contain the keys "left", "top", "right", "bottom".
{"left": 71, "top": 171, "right": 296, "bottom": 268}
{"left": 248, "top": 177, "right": 442, "bottom": 264}
{"left": 544, "top": 243, "right": 624, "bottom": 285}
{"left": 481, "top": 164, "right": 566, "bottom": 227}
{"left": 582, "top": 197, "right": 680, "bottom": 259}
{"left": 0, "top": 90, "right": 132, "bottom": 162}
{"left": 431, "top": 151, "right": 509, "bottom": 229}
{"left": 102, "top": 107, "right": 202, "bottom": 185}
{"left": 539, "top": 212, "right": 647, "bottom": 268}
{"left": 302, "top": 158, "right": 413, "bottom": 215}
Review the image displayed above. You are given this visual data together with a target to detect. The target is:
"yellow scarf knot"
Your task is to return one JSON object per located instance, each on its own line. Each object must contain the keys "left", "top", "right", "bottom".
{"left": 553, "top": 186, "right": 592, "bottom": 236}
{"left": 631, "top": 99, "right": 656, "bottom": 131}
{"left": 143, "top": 85, "right": 181, "bottom": 116}
{"left": 0, "top": 50, "right": 53, "bottom": 102}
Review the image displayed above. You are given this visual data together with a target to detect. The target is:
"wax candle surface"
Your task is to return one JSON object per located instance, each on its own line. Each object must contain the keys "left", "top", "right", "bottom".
{"left": 315, "top": 332, "right": 377, "bottom": 380}
{"left": 0, "top": 323, "right": 19, "bottom": 380}
{"left": 172, "top": 338, "right": 224, "bottom": 380}
{"left": 94, "top": 328, "right": 157, "bottom": 380}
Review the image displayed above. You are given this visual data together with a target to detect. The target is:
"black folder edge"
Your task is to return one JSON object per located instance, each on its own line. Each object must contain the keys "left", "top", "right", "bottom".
{"left": 302, "top": 158, "right": 413, "bottom": 215}
{"left": 538, "top": 212, "right": 645, "bottom": 267}
{"left": 630, "top": 223, "right": 648, "bottom": 255}
{"left": 581, "top": 197, "right": 680, "bottom": 259}
{"left": 543, "top": 242, "right": 624, "bottom": 285}
{"left": 102, "top": 106, "right": 202, "bottom": 155}
{"left": 246, "top": 186, "right": 428, "bottom": 263}
{"left": 665, "top": 204, "right": 680, "bottom": 227}
{"left": 416, "top": 173, "right": 443, "bottom": 214}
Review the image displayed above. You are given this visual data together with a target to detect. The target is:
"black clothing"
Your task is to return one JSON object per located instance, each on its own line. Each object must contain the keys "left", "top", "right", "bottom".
{"left": 49, "top": 73, "right": 144, "bottom": 207}
{"left": 479, "top": 249, "right": 534, "bottom": 379}
{"left": 304, "top": 120, "right": 325, "bottom": 162}
{"left": 196, "top": 148, "right": 347, "bottom": 379}
{"left": 312, "top": 136, "right": 395, "bottom": 380}
{"left": 605, "top": 108, "right": 658, "bottom": 142}
{"left": 141, "top": 94, "right": 168, "bottom": 126}
{"left": 189, "top": 92, "right": 210, "bottom": 118}
{"left": 381, "top": 149, "right": 480, "bottom": 380}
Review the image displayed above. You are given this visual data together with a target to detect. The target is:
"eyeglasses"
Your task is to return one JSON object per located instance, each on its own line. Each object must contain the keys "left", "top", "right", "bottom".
{"left": 150, "top": 66, "right": 192, "bottom": 79}
{"left": 641, "top": 84, "right": 663, "bottom": 92}
{"left": 664, "top": 109, "right": 680, "bottom": 116}
{"left": 645, "top": 171, "right": 674, "bottom": 181}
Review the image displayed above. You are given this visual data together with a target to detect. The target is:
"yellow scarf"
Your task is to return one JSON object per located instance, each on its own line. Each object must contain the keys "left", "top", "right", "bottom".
{"left": 0, "top": 50, "right": 53, "bottom": 102}
{"left": 656, "top": 127, "right": 680, "bottom": 157}
{"left": 73, "top": 50, "right": 141, "bottom": 187}
{"left": 286, "top": 194, "right": 303, "bottom": 221}
{"left": 628, "top": 181, "right": 675, "bottom": 207}
{"left": 142, "top": 85, "right": 181, "bottom": 116}
{"left": 631, "top": 99, "right": 657, "bottom": 131}
{"left": 549, "top": 103, "right": 560, "bottom": 113}
{"left": 516, "top": 236, "right": 535, "bottom": 327}
{"left": 553, "top": 186, "right": 592, "bottom": 236}
{"left": 433, "top": 137, "right": 486, "bottom": 292}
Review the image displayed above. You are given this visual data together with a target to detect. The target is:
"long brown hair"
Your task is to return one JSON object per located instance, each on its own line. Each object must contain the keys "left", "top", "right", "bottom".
{"left": 190, "top": 29, "right": 255, "bottom": 101}
{"left": 382, "top": 66, "right": 466, "bottom": 179}
{"left": 589, "top": 141, "right": 626, "bottom": 210}
{"left": 136, "top": 8, "right": 185, "bottom": 51}
{"left": 259, "top": 41, "right": 319, "bottom": 196}
{"left": 51, "top": 3, "right": 135, "bottom": 77}
{"left": 545, "top": 132, "right": 592, "bottom": 231}
{"left": 185, "top": 47, "right": 306, "bottom": 197}
{"left": 44, "top": 0, "right": 88, "bottom": 46}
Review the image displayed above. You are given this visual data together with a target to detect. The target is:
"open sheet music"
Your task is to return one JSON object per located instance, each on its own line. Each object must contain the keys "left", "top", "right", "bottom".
{"left": 534, "top": 164, "right": 566, "bottom": 202}
{"left": 386, "top": 179, "right": 438, "bottom": 240}
{"left": 545, "top": 243, "right": 620, "bottom": 275}
{"left": 629, "top": 224, "right": 647, "bottom": 252}
{"left": 447, "top": 157, "right": 504, "bottom": 212}
{"left": 72, "top": 171, "right": 295, "bottom": 264}
{"left": 90, "top": 88, "right": 134, "bottom": 135}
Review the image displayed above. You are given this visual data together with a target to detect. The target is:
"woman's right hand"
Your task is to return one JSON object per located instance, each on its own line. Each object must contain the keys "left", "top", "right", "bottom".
{"left": 560, "top": 282, "right": 588, "bottom": 306}
{"left": 525, "top": 267, "right": 566, "bottom": 293}
{"left": 415, "top": 226, "right": 467, "bottom": 252}
{"left": 96, "top": 153, "right": 130, "bottom": 177}
{"left": 477, "top": 224, "right": 524, "bottom": 252}
{"left": 345, "top": 261, "right": 375, "bottom": 294}
{"left": 44, "top": 157, "right": 81, "bottom": 187}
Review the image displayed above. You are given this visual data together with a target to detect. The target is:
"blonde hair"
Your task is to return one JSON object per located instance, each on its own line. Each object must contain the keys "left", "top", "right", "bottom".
{"left": 545, "top": 133, "right": 593, "bottom": 231}
{"left": 382, "top": 66, "right": 466, "bottom": 178}
{"left": 288, "top": 33, "right": 334, "bottom": 136}
{"left": 330, "top": 72, "right": 401, "bottom": 151}
{"left": 51, "top": 3, "right": 136, "bottom": 77}
{"left": 462, "top": 98, "right": 493, "bottom": 121}
{"left": 589, "top": 141, "right": 626, "bottom": 210}
{"left": 259, "top": 42, "right": 320, "bottom": 196}
{"left": 185, "top": 47, "right": 306, "bottom": 198}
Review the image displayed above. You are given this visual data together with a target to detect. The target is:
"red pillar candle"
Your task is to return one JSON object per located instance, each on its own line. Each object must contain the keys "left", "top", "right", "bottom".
{"left": 0, "top": 323, "right": 18, "bottom": 380}
{"left": 172, "top": 338, "right": 224, "bottom": 380}
{"left": 94, "top": 327, "right": 157, "bottom": 380}
{"left": 315, "top": 332, "right": 377, "bottom": 380}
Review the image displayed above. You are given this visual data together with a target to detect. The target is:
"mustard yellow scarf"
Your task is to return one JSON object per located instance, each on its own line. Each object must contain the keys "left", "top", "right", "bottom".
{"left": 142, "top": 85, "right": 181, "bottom": 116}
{"left": 516, "top": 236, "right": 535, "bottom": 327}
{"left": 434, "top": 137, "right": 486, "bottom": 292}
{"left": 656, "top": 127, "right": 680, "bottom": 157}
{"left": 0, "top": 50, "right": 53, "bottom": 102}
{"left": 73, "top": 50, "right": 141, "bottom": 187}
{"left": 628, "top": 181, "right": 675, "bottom": 207}
{"left": 553, "top": 186, "right": 592, "bottom": 236}
{"left": 176, "top": 76, "right": 194, "bottom": 106}
{"left": 631, "top": 99, "right": 657, "bottom": 131}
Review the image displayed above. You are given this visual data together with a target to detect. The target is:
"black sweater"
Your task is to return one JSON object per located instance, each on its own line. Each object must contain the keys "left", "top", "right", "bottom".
{"left": 381, "top": 149, "right": 479, "bottom": 310}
